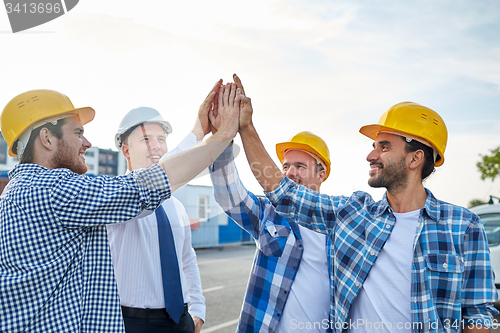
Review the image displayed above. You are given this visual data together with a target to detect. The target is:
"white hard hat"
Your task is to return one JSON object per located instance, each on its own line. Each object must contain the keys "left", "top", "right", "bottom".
{"left": 115, "top": 107, "right": 172, "bottom": 149}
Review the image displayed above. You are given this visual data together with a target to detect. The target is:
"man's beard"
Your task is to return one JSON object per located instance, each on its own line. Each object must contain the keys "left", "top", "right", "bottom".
{"left": 52, "top": 139, "right": 88, "bottom": 175}
{"left": 368, "top": 157, "right": 407, "bottom": 192}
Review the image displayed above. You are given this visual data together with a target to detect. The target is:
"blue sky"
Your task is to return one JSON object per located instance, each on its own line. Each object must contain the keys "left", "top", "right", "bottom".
{"left": 0, "top": 0, "right": 499, "bottom": 207}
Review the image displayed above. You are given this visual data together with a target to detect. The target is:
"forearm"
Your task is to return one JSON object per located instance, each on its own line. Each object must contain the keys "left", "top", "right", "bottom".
{"left": 240, "top": 123, "right": 284, "bottom": 192}
{"left": 210, "top": 145, "right": 263, "bottom": 237}
{"left": 160, "top": 134, "right": 231, "bottom": 192}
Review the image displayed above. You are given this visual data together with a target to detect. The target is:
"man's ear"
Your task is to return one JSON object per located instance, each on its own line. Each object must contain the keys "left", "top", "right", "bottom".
{"left": 317, "top": 168, "right": 326, "bottom": 183}
{"left": 409, "top": 150, "right": 425, "bottom": 171}
{"left": 39, "top": 127, "right": 55, "bottom": 151}
{"left": 122, "top": 144, "right": 130, "bottom": 159}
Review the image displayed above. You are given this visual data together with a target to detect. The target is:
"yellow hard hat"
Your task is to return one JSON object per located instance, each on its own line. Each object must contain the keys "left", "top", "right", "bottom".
{"left": 1, "top": 89, "right": 95, "bottom": 157}
{"left": 359, "top": 101, "right": 447, "bottom": 167}
{"left": 276, "top": 131, "right": 331, "bottom": 181}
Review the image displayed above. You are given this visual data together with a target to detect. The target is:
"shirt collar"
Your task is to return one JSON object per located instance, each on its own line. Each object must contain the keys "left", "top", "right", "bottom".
{"left": 422, "top": 188, "right": 440, "bottom": 223}
{"left": 375, "top": 188, "right": 439, "bottom": 222}
{"left": 9, "top": 163, "right": 48, "bottom": 179}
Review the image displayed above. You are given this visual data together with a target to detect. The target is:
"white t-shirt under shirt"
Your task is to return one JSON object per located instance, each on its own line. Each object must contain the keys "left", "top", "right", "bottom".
{"left": 347, "top": 209, "right": 420, "bottom": 332}
{"left": 276, "top": 225, "right": 331, "bottom": 333}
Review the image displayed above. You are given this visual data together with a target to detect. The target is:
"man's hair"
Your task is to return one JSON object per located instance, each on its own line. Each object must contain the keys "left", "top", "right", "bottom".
{"left": 120, "top": 123, "right": 167, "bottom": 148}
{"left": 403, "top": 137, "right": 435, "bottom": 180}
{"left": 315, "top": 160, "right": 325, "bottom": 174}
{"left": 19, "top": 119, "right": 66, "bottom": 164}
{"left": 120, "top": 124, "right": 141, "bottom": 148}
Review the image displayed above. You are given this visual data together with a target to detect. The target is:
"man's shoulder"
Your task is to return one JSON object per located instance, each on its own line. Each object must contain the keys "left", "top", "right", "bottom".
{"left": 164, "top": 196, "right": 185, "bottom": 210}
{"left": 425, "top": 190, "right": 478, "bottom": 226}
{"left": 8, "top": 163, "right": 84, "bottom": 186}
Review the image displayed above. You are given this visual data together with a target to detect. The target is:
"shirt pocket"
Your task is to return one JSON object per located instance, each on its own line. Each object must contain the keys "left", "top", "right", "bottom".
{"left": 258, "top": 220, "right": 291, "bottom": 257}
{"left": 425, "top": 253, "right": 464, "bottom": 305}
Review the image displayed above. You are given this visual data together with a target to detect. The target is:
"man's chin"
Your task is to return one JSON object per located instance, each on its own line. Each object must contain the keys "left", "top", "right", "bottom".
{"left": 368, "top": 177, "right": 383, "bottom": 188}
{"left": 74, "top": 163, "right": 88, "bottom": 175}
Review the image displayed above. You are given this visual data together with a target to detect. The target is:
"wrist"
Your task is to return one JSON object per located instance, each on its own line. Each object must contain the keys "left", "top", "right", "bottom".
{"left": 210, "top": 129, "right": 234, "bottom": 143}
{"left": 191, "top": 126, "right": 205, "bottom": 141}
{"left": 239, "top": 122, "right": 255, "bottom": 135}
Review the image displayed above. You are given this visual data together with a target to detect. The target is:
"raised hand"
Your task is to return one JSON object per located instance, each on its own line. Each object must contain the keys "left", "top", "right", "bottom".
{"left": 192, "top": 79, "right": 222, "bottom": 140}
{"left": 233, "top": 73, "right": 253, "bottom": 132}
{"left": 213, "top": 82, "right": 241, "bottom": 141}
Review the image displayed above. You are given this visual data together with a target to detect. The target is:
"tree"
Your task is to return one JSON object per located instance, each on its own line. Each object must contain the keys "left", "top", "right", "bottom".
{"left": 477, "top": 146, "right": 500, "bottom": 181}
{"left": 468, "top": 199, "right": 487, "bottom": 209}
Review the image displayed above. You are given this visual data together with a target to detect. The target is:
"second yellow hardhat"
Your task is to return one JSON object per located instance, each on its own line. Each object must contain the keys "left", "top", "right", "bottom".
{"left": 276, "top": 131, "right": 331, "bottom": 181}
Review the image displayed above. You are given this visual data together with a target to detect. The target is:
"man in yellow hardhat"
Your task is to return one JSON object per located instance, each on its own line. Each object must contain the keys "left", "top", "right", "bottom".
{"left": 233, "top": 92, "right": 498, "bottom": 332}
{"left": 0, "top": 83, "right": 241, "bottom": 333}
{"left": 208, "top": 75, "right": 332, "bottom": 332}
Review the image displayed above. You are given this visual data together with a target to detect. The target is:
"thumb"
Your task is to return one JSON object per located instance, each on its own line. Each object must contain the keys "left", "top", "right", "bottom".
{"left": 208, "top": 109, "right": 216, "bottom": 124}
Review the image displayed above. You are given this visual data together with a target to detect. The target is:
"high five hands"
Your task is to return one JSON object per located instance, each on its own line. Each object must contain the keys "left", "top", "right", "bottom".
{"left": 204, "top": 73, "right": 253, "bottom": 136}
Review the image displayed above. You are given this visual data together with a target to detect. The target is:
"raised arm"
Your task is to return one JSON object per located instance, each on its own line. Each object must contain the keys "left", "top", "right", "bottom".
{"left": 160, "top": 83, "right": 240, "bottom": 192}
{"left": 233, "top": 73, "right": 284, "bottom": 192}
{"left": 210, "top": 144, "right": 267, "bottom": 239}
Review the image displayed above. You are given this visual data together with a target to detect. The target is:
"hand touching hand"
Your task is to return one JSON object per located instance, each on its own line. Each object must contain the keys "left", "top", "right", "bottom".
{"left": 192, "top": 79, "right": 222, "bottom": 140}
{"left": 211, "top": 82, "right": 241, "bottom": 141}
{"left": 233, "top": 73, "right": 253, "bottom": 132}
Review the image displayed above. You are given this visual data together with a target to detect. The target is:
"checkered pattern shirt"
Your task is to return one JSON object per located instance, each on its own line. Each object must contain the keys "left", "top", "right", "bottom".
{"left": 0, "top": 163, "right": 170, "bottom": 333}
{"left": 266, "top": 177, "right": 498, "bottom": 332}
{"left": 210, "top": 146, "right": 331, "bottom": 333}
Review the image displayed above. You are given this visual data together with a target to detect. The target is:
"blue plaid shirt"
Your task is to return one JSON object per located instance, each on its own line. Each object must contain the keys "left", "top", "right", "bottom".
{"left": 266, "top": 177, "right": 498, "bottom": 332}
{"left": 0, "top": 163, "right": 170, "bottom": 333}
{"left": 210, "top": 146, "right": 331, "bottom": 333}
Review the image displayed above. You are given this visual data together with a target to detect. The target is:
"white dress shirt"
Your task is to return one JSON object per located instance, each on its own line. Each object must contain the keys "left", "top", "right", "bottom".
{"left": 107, "top": 132, "right": 205, "bottom": 320}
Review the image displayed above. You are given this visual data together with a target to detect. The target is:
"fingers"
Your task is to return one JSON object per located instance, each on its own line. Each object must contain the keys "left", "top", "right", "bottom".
{"left": 200, "top": 91, "right": 216, "bottom": 113}
{"left": 217, "top": 84, "right": 224, "bottom": 109}
{"left": 207, "top": 79, "right": 223, "bottom": 98}
{"left": 223, "top": 83, "right": 231, "bottom": 107}
{"left": 235, "top": 87, "right": 242, "bottom": 106}
{"left": 208, "top": 109, "right": 216, "bottom": 126}
{"left": 233, "top": 73, "right": 246, "bottom": 96}
{"left": 228, "top": 83, "right": 237, "bottom": 109}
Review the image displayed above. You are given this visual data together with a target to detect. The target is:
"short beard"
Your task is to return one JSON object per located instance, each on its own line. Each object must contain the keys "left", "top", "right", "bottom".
{"left": 368, "top": 157, "right": 407, "bottom": 193}
{"left": 52, "top": 139, "right": 88, "bottom": 175}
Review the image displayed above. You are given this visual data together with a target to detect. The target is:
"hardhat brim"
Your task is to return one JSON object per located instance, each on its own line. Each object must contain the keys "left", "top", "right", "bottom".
{"left": 73, "top": 107, "right": 96, "bottom": 125}
{"left": 359, "top": 124, "right": 445, "bottom": 167}
{"left": 275, "top": 141, "right": 331, "bottom": 181}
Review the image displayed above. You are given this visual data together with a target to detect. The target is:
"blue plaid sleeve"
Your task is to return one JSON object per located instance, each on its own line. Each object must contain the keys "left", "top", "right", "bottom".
{"left": 210, "top": 144, "right": 266, "bottom": 239}
{"left": 52, "top": 163, "right": 170, "bottom": 228}
{"left": 265, "top": 176, "right": 346, "bottom": 236}
{"left": 461, "top": 214, "right": 499, "bottom": 324}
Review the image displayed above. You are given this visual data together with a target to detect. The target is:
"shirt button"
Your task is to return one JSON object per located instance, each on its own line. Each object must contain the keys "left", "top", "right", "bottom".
{"left": 385, "top": 224, "right": 391, "bottom": 229}
{"left": 443, "top": 263, "right": 448, "bottom": 269}
{"left": 370, "top": 250, "right": 376, "bottom": 256}
{"left": 341, "top": 309, "right": 346, "bottom": 315}
{"left": 355, "top": 282, "right": 360, "bottom": 287}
